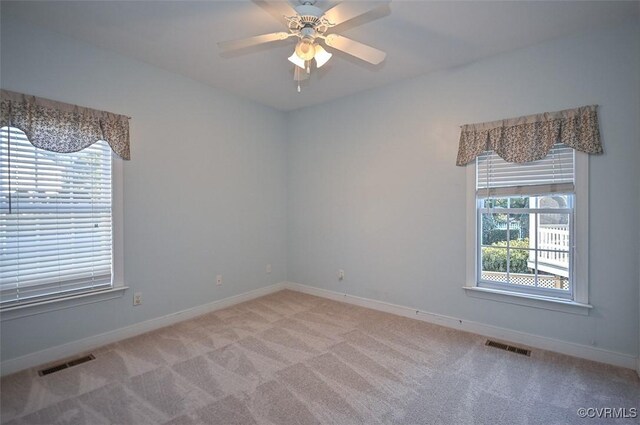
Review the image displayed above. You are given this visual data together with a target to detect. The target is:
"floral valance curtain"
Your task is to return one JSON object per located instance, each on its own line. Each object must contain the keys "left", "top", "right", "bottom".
{"left": 0, "top": 89, "right": 130, "bottom": 160}
{"left": 456, "top": 105, "right": 602, "bottom": 166}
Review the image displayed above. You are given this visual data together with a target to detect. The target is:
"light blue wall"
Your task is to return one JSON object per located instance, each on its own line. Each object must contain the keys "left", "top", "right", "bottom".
{"left": 287, "top": 24, "right": 640, "bottom": 357}
{"left": 1, "top": 17, "right": 638, "bottom": 365}
{"left": 0, "top": 19, "right": 288, "bottom": 361}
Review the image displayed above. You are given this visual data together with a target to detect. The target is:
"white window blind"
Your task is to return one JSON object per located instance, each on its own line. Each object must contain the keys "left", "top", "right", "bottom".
{"left": 0, "top": 127, "right": 113, "bottom": 307}
{"left": 476, "top": 143, "right": 575, "bottom": 197}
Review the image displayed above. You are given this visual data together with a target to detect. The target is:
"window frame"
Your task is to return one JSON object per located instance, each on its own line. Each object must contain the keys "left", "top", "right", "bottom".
{"left": 0, "top": 138, "right": 126, "bottom": 319}
{"left": 464, "top": 151, "right": 591, "bottom": 315}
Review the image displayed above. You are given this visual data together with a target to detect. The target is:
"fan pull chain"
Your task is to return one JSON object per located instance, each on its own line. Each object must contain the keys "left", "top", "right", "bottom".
{"left": 297, "top": 83, "right": 301, "bottom": 93}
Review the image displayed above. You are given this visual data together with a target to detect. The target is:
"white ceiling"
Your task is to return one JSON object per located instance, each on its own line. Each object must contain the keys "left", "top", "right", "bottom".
{"left": 2, "top": 1, "right": 638, "bottom": 111}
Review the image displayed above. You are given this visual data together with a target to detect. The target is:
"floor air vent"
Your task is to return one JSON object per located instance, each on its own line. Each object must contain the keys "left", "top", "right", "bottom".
{"left": 485, "top": 340, "right": 531, "bottom": 356}
{"left": 38, "top": 354, "right": 95, "bottom": 376}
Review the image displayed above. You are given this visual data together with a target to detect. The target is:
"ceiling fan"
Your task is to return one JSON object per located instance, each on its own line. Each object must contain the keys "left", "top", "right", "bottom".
{"left": 218, "top": 0, "right": 390, "bottom": 91}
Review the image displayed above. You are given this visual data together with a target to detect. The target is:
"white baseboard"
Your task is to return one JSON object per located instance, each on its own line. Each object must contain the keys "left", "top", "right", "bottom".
{"left": 282, "top": 282, "right": 639, "bottom": 371}
{"left": 3, "top": 280, "right": 637, "bottom": 376}
{"left": 0, "top": 282, "right": 286, "bottom": 376}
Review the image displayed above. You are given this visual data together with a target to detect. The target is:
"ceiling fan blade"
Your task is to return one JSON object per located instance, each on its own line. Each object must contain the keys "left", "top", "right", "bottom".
{"left": 218, "top": 32, "right": 292, "bottom": 52}
{"left": 324, "top": 34, "right": 386, "bottom": 65}
{"left": 252, "top": 0, "right": 298, "bottom": 27}
{"left": 323, "top": 1, "right": 390, "bottom": 26}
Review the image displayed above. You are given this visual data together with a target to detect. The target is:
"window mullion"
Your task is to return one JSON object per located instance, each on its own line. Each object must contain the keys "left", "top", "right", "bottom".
{"left": 506, "top": 197, "right": 510, "bottom": 283}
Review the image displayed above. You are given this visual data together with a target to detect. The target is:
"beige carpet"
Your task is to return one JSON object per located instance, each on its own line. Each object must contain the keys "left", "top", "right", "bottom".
{"left": 1, "top": 290, "right": 638, "bottom": 425}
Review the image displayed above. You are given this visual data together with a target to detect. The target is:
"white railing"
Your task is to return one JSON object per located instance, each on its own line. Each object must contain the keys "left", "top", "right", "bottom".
{"left": 538, "top": 225, "right": 569, "bottom": 266}
{"left": 528, "top": 224, "right": 569, "bottom": 277}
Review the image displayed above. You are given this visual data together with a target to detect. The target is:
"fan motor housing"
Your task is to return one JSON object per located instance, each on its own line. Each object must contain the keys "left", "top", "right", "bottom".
{"left": 295, "top": 4, "right": 323, "bottom": 18}
{"left": 300, "top": 27, "right": 316, "bottom": 38}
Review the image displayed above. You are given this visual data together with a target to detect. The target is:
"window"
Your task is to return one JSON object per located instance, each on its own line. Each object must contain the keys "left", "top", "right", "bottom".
{"left": 466, "top": 143, "right": 590, "bottom": 311}
{"left": 0, "top": 127, "right": 122, "bottom": 308}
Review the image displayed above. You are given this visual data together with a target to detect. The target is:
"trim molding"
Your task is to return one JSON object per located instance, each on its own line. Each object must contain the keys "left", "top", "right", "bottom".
{"left": 0, "top": 282, "right": 286, "bottom": 376}
{"left": 463, "top": 286, "right": 592, "bottom": 315}
{"left": 282, "top": 282, "right": 638, "bottom": 370}
{"left": 1, "top": 286, "right": 129, "bottom": 320}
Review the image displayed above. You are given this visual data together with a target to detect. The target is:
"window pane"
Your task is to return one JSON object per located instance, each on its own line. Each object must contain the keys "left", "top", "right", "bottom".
{"left": 537, "top": 213, "right": 570, "bottom": 257}
{"left": 536, "top": 247, "right": 570, "bottom": 276}
{"left": 508, "top": 196, "right": 529, "bottom": 209}
{"left": 508, "top": 213, "right": 529, "bottom": 244}
{"left": 536, "top": 269, "right": 570, "bottom": 291}
{"left": 481, "top": 213, "right": 512, "bottom": 246}
{"left": 508, "top": 248, "right": 535, "bottom": 287}
{"left": 531, "top": 194, "right": 571, "bottom": 209}
{"left": 481, "top": 246, "right": 508, "bottom": 283}
{"left": 482, "top": 197, "right": 509, "bottom": 209}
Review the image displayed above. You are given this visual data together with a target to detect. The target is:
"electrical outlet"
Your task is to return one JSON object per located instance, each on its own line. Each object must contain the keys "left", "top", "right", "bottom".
{"left": 216, "top": 274, "right": 223, "bottom": 286}
{"left": 133, "top": 292, "right": 142, "bottom": 306}
{"left": 266, "top": 264, "right": 272, "bottom": 274}
{"left": 338, "top": 269, "right": 345, "bottom": 280}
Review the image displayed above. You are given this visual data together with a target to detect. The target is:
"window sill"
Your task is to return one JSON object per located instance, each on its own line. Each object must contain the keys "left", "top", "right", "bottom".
{"left": 0, "top": 286, "right": 129, "bottom": 321}
{"left": 463, "top": 286, "right": 592, "bottom": 315}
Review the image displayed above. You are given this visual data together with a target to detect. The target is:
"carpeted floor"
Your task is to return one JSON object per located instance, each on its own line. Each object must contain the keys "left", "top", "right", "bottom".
{"left": 1, "top": 289, "right": 638, "bottom": 425}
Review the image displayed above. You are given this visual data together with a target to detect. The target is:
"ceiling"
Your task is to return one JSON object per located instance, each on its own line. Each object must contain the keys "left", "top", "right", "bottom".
{"left": 2, "top": 1, "right": 638, "bottom": 111}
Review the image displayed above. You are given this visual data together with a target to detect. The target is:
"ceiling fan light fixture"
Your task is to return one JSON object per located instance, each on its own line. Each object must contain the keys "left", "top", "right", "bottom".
{"left": 295, "top": 37, "right": 316, "bottom": 61}
{"left": 288, "top": 52, "right": 306, "bottom": 69}
{"left": 218, "top": 0, "right": 389, "bottom": 92}
{"left": 313, "top": 44, "right": 332, "bottom": 68}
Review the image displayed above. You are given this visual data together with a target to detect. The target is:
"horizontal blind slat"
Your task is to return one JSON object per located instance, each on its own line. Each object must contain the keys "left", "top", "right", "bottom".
{"left": 476, "top": 144, "right": 575, "bottom": 193}
{"left": 1, "top": 277, "right": 112, "bottom": 305}
{"left": 1, "top": 272, "right": 112, "bottom": 290}
{"left": 0, "top": 126, "right": 113, "bottom": 305}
